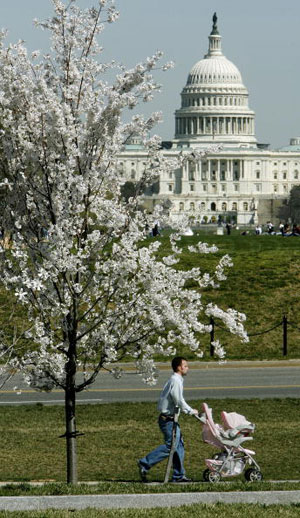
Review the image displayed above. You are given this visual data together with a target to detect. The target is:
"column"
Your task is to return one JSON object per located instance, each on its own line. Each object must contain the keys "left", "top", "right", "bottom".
{"left": 217, "top": 159, "right": 220, "bottom": 180}
{"left": 228, "top": 160, "right": 233, "bottom": 180}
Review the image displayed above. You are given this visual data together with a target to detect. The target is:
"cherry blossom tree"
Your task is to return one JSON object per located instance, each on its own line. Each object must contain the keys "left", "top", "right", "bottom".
{"left": 0, "top": 0, "right": 248, "bottom": 484}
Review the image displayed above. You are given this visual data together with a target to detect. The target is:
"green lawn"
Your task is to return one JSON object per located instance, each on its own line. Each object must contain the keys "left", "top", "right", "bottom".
{"left": 0, "top": 399, "right": 299, "bottom": 485}
{"left": 1, "top": 229, "right": 300, "bottom": 360}
{"left": 155, "top": 229, "right": 300, "bottom": 360}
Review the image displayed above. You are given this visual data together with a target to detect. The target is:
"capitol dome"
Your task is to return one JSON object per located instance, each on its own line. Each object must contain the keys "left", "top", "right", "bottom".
{"left": 174, "top": 13, "right": 257, "bottom": 148}
{"left": 188, "top": 57, "right": 243, "bottom": 86}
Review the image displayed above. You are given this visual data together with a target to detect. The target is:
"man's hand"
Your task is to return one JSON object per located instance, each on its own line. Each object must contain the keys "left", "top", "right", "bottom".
{"left": 191, "top": 409, "right": 199, "bottom": 415}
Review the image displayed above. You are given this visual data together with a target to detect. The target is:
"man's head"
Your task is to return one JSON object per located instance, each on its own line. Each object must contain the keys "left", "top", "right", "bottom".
{"left": 172, "top": 356, "right": 189, "bottom": 376}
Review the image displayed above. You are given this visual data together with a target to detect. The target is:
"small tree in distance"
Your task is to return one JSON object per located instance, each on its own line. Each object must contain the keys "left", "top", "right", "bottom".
{"left": 0, "top": 0, "right": 248, "bottom": 484}
{"left": 277, "top": 185, "right": 300, "bottom": 224}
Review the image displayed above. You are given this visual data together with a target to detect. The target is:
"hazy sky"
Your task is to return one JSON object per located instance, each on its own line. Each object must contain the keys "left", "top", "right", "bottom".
{"left": 0, "top": 0, "right": 299, "bottom": 149}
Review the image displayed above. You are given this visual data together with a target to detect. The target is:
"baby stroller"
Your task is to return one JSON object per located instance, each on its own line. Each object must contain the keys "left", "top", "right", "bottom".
{"left": 197, "top": 402, "right": 263, "bottom": 483}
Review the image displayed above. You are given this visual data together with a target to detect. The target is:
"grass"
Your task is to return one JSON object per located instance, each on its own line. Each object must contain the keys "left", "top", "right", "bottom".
{"left": 0, "top": 399, "right": 300, "bottom": 486}
{"left": 1, "top": 505, "right": 300, "bottom": 517}
{"left": 2, "top": 229, "right": 300, "bottom": 362}
{"left": 155, "top": 229, "right": 300, "bottom": 360}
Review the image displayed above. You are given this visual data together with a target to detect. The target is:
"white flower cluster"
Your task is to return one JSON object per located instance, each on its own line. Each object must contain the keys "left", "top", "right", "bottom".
{"left": 188, "top": 242, "right": 219, "bottom": 254}
{"left": 211, "top": 340, "right": 226, "bottom": 363}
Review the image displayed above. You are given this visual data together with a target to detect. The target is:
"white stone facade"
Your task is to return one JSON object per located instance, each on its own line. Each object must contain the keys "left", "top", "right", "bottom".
{"left": 118, "top": 15, "right": 300, "bottom": 226}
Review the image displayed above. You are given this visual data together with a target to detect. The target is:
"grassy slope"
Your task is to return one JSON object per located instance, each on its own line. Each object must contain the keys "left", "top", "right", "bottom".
{"left": 155, "top": 230, "right": 300, "bottom": 360}
{"left": 0, "top": 229, "right": 300, "bottom": 360}
{"left": 0, "top": 399, "right": 299, "bottom": 483}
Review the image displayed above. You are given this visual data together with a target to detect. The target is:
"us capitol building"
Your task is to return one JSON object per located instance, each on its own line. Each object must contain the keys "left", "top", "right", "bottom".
{"left": 119, "top": 14, "right": 300, "bottom": 225}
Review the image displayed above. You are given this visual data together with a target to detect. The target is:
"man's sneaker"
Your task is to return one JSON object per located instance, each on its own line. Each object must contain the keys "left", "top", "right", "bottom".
{"left": 137, "top": 460, "right": 148, "bottom": 482}
{"left": 172, "top": 476, "right": 192, "bottom": 483}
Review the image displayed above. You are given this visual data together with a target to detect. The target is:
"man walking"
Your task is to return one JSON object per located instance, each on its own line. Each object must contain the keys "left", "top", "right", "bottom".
{"left": 137, "top": 356, "right": 198, "bottom": 482}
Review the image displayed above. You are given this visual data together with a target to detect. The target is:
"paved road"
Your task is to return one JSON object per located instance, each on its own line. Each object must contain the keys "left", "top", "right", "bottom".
{"left": 1, "top": 361, "right": 299, "bottom": 404}
{"left": 1, "top": 491, "right": 300, "bottom": 510}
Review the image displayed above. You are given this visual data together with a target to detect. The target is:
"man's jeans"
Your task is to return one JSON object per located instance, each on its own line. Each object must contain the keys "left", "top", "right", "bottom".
{"left": 139, "top": 415, "right": 185, "bottom": 480}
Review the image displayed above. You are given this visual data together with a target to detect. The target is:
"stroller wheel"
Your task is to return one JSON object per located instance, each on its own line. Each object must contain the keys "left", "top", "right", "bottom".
{"left": 203, "top": 469, "right": 210, "bottom": 482}
{"left": 245, "top": 468, "right": 263, "bottom": 482}
{"left": 208, "top": 470, "right": 221, "bottom": 483}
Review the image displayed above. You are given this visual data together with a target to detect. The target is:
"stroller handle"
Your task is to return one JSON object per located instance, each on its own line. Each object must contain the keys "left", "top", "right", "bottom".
{"left": 193, "top": 413, "right": 206, "bottom": 423}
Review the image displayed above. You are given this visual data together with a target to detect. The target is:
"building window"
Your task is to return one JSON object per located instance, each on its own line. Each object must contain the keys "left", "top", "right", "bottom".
{"left": 255, "top": 184, "right": 261, "bottom": 192}
{"left": 283, "top": 172, "right": 287, "bottom": 180}
{"left": 131, "top": 170, "right": 136, "bottom": 179}
{"left": 179, "top": 202, "right": 184, "bottom": 211}
{"left": 243, "top": 202, "right": 248, "bottom": 211}
{"left": 220, "top": 171, "right": 226, "bottom": 181}
{"left": 211, "top": 171, "right": 216, "bottom": 180}
{"left": 169, "top": 172, "right": 173, "bottom": 179}
{"left": 221, "top": 184, "right": 226, "bottom": 192}
{"left": 168, "top": 184, "right": 173, "bottom": 192}
{"left": 232, "top": 202, "right": 237, "bottom": 211}
{"left": 233, "top": 172, "right": 239, "bottom": 180}
{"left": 203, "top": 184, "right": 207, "bottom": 191}
{"left": 256, "top": 171, "right": 260, "bottom": 179}
{"left": 190, "top": 202, "right": 195, "bottom": 211}
{"left": 283, "top": 185, "right": 288, "bottom": 192}
{"left": 256, "top": 161, "right": 260, "bottom": 165}
{"left": 273, "top": 172, "right": 278, "bottom": 179}
{"left": 190, "top": 184, "right": 194, "bottom": 191}
{"left": 273, "top": 185, "right": 278, "bottom": 192}
{"left": 212, "top": 184, "right": 217, "bottom": 193}
{"left": 211, "top": 202, "right": 216, "bottom": 211}
{"left": 234, "top": 184, "right": 239, "bottom": 192}
{"left": 201, "top": 172, "right": 207, "bottom": 180}
{"left": 221, "top": 202, "right": 227, "bottom": 211}
{"left": 188, "top": 160, "right": 196, "bottom": 180}
{"left": 294, "top": 171, "right": 299, "bottom": 179}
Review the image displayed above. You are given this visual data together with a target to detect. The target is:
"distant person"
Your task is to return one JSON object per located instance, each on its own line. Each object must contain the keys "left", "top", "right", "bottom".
{"left": 283, "top": 223, "right": 290, "bottom": 235}
{"left": 225, "top": 223, "right": 231, "bottom": 235}
{"left": 152, "top": 223, "right": 159, "bottom": 237}
{"left": 279, "top": 222, "right": 284, "bottom": 235}
{"left": 137, "top": 357, "right": 198, "bottom": 483}
{"left": 255, "top": 225, "right": 262, "bottom": 235}
{"left": 266, "top": 221, "right": 274, "bottom": 234}
{"left": 291, "top": 224, "right": 300, "bottom": 236}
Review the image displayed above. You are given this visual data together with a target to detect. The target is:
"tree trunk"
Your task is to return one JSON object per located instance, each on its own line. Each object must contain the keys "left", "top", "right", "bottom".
{"left": 65, "top": 356, "right": 78, "bottom": 484}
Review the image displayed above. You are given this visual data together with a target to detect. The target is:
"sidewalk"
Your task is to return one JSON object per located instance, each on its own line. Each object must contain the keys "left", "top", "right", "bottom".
{"left": 1, "top": 491, "right": 300, "bottom": 510}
